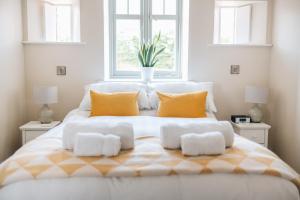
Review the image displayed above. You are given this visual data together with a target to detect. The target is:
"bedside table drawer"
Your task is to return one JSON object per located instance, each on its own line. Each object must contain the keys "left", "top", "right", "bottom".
{"left": 20, "top": 121, "right": 61, "bottom": 145}
{"left": 24, "top": 131, "right": 45, "bottom": 143}
{"left": 231, "top": 122, "right": 270, "bottom": 148}
{"left": 240, "top": 130, "right": 265, "bottom": 144}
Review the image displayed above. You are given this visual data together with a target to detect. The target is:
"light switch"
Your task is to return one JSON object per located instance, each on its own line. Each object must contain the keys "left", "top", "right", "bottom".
{"left": 57, "top": 66, "right": 66, "bottom": 76}
{"left": 231, "top": 65, "right": 240, "bottom": 75}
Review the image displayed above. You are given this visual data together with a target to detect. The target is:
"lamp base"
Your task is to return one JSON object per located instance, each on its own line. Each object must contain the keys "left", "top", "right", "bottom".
{"left": 39, "top": 104, "right": 53, "bottom": 124}
{"left": 249, "top": 104, "right": 263, "bottom": 123}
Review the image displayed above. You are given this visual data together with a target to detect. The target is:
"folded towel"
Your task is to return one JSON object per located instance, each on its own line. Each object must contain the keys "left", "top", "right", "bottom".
{"left": 74, "top": 133, "right": 104, "bottom": 156}
{"left": 181, "top": 132, "right": 225, "bottom": 156}
{"left": 74, "top": 133, "right": 121, "bottom": 157}
{"left": 160, "top": 121, "right": 234, "bottom": 149}
{"left": 102, "top": 134, "right": 122, "bottom": 157}
{"left": 63, "top": 121, "right": 134, "bottom": 150}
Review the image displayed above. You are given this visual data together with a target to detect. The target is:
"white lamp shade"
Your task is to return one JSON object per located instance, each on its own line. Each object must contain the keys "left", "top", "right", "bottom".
{"left": 34, "top": 86, "right": 58, "bottom": 104}
{"left": 245, "top": 86, "right": 268, "bottom": 104}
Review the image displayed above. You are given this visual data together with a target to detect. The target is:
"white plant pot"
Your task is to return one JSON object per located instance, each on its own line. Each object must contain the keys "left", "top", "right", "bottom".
{"left": 141, "top": 67, "right": 154, "bottom": 82}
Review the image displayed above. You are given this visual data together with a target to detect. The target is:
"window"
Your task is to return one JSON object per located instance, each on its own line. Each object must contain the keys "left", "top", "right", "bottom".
{"left": 214, "top": 0, "right": 268, "bottom": 45}
{"left": 43, "top": 0, "right": 81, "bottom": 42}
{"left": 106, "top": 0, "right": 184, "bottom": 79}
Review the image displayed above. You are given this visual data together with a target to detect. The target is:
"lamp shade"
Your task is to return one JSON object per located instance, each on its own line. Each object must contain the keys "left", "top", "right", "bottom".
{"left": 33, "top": 86, "right": 58, "bottom": 104}
{"left": 245, "top": 86, "right": 268, "bottom": 104}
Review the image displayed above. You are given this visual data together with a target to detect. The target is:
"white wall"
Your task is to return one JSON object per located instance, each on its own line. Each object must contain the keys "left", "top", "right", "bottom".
{"left": 25, "top": 0, "right": 104, "bottom": 120}
{"left": 251, "top": 2, "right": 268, "bottom": 44}
{"left": 23, "top": 0, "right": 43, "bottom": 41}
{"left": 0, "top": 0, "right": 26, "bottom": 161}
{"left": 24, "top": 0, "right": 271, "bottom": 121}
{"left": 269, "top": 0, "right": 300, "bottom": 172}
{"left": 188, "top": 0, "right": 270, "bottom": 120}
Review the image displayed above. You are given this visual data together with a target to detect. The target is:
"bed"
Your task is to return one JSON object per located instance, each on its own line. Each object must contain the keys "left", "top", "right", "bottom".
{"left": 0, "top": 109, "right": 299, "bottom": 200}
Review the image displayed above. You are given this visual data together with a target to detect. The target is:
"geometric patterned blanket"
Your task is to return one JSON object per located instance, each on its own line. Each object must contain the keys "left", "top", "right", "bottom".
{"left": 0, "top": 136, "right": 299, "bottom": 189}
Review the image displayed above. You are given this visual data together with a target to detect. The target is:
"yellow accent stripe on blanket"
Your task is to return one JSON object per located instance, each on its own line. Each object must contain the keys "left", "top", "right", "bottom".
{"left": 0, "top": 136, "right": 299, "bottom": 189}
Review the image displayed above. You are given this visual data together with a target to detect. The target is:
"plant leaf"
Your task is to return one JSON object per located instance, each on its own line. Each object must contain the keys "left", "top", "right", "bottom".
{"left": 138, "top": 32, "right": 165, "bottom": 68}
{"left": 138, "top": 51, "right": 145, "bottom": 66}
{"left": 151, "top": 59, "right": 159, "bottom": 67}
{"left": 152, "top": 47, "right": 166, "bottom": 63}
{"left": 146, "top": 44, "right": 154, "bottom": 67}
{"left": 154, "top": 47, "right": 165, "bottom": 57}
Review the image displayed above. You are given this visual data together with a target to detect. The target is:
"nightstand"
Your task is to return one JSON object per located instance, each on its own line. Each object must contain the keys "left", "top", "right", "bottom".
{"left": 20, "top": 121, "right": 61, "bottom": 145}
{"left": 231, "top": 122, "right": 271, "bottom": 148}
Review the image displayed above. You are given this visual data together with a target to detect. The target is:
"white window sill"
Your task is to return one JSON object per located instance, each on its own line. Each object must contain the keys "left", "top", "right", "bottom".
{"left": 104, "top": 78, "right": 188, "bottom": 82}
{"left": 22, "top": 41, "right": 86, "bottom": 45}
{"left": 208, "top": 43, "right": 273, "bottom": 47}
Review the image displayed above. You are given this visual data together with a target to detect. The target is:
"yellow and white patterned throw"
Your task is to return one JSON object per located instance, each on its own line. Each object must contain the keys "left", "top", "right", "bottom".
{"left": 0, "top": 136, "right": 299, "bottom": 189}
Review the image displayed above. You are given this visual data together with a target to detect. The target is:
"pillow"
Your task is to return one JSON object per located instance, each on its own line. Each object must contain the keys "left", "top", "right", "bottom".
{"left": 90, "top": 91, "right": 139, "bottom": 116}
{"left": 149, "top": 82, "right": 217, "bottom": 112}
{"left": 79, "top": 82, "right": 150, "bottom": 111}
{"left": 157, "top": 91, "right": 208, "bottom": 118}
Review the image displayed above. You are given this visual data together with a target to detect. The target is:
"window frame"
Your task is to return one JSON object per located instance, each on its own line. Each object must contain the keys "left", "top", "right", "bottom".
{"left": 108, "top": 0, "right": 183, "bottom": 80}
{"left": 43, "top": 1, "right": 74, "bottom": 42}
{"left": 215, "top": 4, "right": 252, "bottom": 44}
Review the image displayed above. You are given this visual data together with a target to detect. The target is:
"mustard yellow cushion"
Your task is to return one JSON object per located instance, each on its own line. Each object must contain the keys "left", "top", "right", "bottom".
{"left": 90, "top": 91, "right": 139, "bottom": 116}
{"left": 157, "top": 91, "right": 208, "bottom": 118}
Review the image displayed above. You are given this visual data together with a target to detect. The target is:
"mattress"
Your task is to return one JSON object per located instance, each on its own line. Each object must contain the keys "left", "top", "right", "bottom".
{"left": 0, "top": 110, "right": 299, "bottom": 200}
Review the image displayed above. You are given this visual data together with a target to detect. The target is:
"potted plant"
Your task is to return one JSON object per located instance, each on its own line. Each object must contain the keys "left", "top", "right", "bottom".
{"left": 138, "top": 33, "right": 166, "bottom": 82}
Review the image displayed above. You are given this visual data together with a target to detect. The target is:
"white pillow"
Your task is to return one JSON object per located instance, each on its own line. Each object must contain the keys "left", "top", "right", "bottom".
{"left": 79, "top": 82, "right": 151, "bottom": 111}
{"left": 148, "top": 82, "right": 217, "bottom": 113}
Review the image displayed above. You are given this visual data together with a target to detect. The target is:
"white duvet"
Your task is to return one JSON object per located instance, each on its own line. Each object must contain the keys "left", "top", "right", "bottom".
{"left": 0, "top": 110, "right": 299, "bottom": 200}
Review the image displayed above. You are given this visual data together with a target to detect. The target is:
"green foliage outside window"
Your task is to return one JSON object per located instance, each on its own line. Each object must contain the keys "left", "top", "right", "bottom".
{"left": 116, "top": 33, "right": 175, "bottom": 70}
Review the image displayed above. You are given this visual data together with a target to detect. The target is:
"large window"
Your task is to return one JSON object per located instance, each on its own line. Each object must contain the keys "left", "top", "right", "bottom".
{"left": 214, "top": 0, "right": 268, "bottom": 45}
{"left": 107, "top": 0, "right": 183, "bottom": 79}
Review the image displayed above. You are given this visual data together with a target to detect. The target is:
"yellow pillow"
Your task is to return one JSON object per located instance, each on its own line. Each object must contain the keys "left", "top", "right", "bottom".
{"left": 157, "top": 91, "right": 208, "bottom": 118}
{"left": 90, "top": 91, "right": 139, "bottom": 117}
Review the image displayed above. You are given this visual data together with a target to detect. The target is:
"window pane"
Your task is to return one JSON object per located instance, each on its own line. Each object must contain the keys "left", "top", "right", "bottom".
{"left": 129, "top": 0, "right": 140, "bottom": 14}
{"left": 116, "top": 20, "right": 140, "bottom": 71}
{"left": 236, "top": 5, "right": 251, "bottom": 43}
{"left": 220, "top": 8, "right": 235, "bottom": 44}
{"left": 44, "top": 3, "right": 57, "bottom": 42}
{"left": 116, "top": 0, "right": 128, "bottom": 14}
{"left": 56, "top": 6, "right": 72, "bottom": 42}
{"left": 165, "top": 0, "right": 176, "bottom": 15}
{"left": 152, "top": 0, "right": 163, "bottom": 15}
{"left": 152, "top": 20, "right": 176, "bottom": 71}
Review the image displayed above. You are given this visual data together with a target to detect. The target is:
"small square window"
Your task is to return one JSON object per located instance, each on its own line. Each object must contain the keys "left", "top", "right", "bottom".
{"left": 44, "top": 0, "right": 81, "bottom": 42}
{"left": 214, "top": 0, "right": 268, "bottom": 45}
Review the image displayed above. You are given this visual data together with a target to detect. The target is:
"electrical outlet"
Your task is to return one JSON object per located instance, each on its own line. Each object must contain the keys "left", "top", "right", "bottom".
{"left": 57, "top": 66, "right": 66, "bottom": 76}
{"left": 231, "top": 65, "right": 240, "bottom": 75}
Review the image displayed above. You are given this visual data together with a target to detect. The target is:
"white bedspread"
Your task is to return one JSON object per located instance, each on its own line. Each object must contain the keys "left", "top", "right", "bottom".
{"left": 0, "top": 110, "right": 299, "bottom": 200}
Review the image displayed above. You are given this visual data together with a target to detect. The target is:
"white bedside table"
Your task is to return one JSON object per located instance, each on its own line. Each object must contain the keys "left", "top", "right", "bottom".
{"left": 20, "top": 121, "right": 61, "bottom": 145}
{"left": 231, "top": 122, "right": 271, "bottom": 148}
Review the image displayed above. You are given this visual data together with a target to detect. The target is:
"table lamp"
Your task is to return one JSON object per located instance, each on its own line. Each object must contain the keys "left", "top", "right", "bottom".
{"left": 245, "top": 86, "right": 268, "bottom": 123}
{"left": 33, "top": 86, "right": 58, "bottom": 124}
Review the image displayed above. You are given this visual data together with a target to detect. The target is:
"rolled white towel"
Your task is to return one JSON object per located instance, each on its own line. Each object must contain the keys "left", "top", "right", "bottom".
{"left": 160, "top": 121, "right": 234, "bottom": 149}
{"left": 181, "top": 132, "right": 226, "bottom": 156}
{"left": 74, "top": 133, "right": 121, "bottom": 157}
{"left": 102, "top": 134, "right": 122, "bottom": 157}
{"left": 74, "top": 133, "right": 104, "bottom": 157}
{"left": 63, "top": 121, "right": 134, "bottom": 150}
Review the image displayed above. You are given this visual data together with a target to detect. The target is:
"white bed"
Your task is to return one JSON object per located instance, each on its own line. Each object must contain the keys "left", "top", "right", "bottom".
{"left": 0, "top": 109, "right": 299, "bottom": 200}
